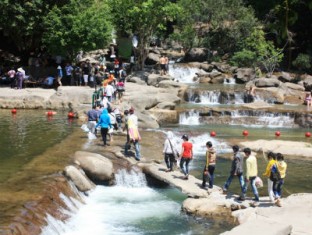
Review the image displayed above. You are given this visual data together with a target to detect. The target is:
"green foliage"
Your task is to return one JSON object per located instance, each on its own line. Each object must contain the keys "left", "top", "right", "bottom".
{"left": 42, "top": 0, "right": 112, "bottom": 60}
{"left": 292, "top": 54, "right": 311, "bottom": 72}
{"left": 231, "top": 50, "right": 257, "bottom": 67}
{"left": 230, "top": 28, "right": 284, "bottom": 75}
{"left": 109, "top": 0, "right": 182, "bottom": 69}
{"left": 173, "top": 0, "right": 259, "bottom": 54}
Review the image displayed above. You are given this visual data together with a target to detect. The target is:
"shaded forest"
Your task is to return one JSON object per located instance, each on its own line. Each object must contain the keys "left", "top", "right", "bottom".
{"left": 0, "top": 0, "right": 311, "bottom": 73}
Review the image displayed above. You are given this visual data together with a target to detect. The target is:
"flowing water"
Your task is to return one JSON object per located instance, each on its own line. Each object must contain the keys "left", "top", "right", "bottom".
{"left": 2, "top": 64, "right": 312, "bottom": 234}
{"left": 42, "top": 170, "right": 229, "bottom": 235}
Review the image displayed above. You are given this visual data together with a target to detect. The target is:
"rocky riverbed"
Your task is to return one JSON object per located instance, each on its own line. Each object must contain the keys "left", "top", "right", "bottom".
{"left": 1, "top": 71, "right": 312, "bottom": 235}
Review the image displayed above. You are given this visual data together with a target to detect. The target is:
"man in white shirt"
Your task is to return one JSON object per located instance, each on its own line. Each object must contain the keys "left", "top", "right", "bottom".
{"left": 105, "top": 82, "right": 115, "bottom": 102}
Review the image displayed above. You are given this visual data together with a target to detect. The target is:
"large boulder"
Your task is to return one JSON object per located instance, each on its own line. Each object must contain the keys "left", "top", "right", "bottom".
{"left": 184, "top": 48, "right": 208, "bottom": 62}
{"left": 278, "top": 71, "right": 294, "bottom": 83}
{"left": 284, "top": 82, "right": 305, "bottom": 91}
{"left": 255, "top": 87, "right": 285, "bottom": 103}
{"left": 211, "top": 62, "right": 233, "bottom": 73}
{"left": 235, "top": 68, "right": 256, "bottom": 83}
{"left": 147, "top": 74, "right": 173, "bottom": 86}
{"left": 127, "top": 76, "right": 146, "bottom": 85}
{"left": 255, "top": 78, "right": 281, "bottom": 87}
{"left": 64, "top": 165, "right": 95, "bottom": 192}
{"left": 73, "top": 151, "right": 114, "bottom": 182}
{"left": 145, "top": 52, "right": 160, "bottom": 65}
{"left": 149, "top": 108, "right": 178, "bottom": 125}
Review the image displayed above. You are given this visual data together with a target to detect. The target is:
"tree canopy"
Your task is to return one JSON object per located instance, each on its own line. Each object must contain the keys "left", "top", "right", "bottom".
{"left": 108, "top": 0, "right": 181, "bottom": 69}
{"left": 42, "top": 0, "right": 112, "bottom": 60}
{"left": 0, "top": 0, "right": 311, "bottom": 72}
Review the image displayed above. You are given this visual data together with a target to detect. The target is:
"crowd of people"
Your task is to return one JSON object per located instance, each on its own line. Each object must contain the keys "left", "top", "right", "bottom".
{"left": 162, "top": 133, "right": 288, "bottom": 207}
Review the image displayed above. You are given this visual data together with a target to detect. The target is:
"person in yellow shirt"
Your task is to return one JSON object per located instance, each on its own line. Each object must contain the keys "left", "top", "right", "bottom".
{"left": 201, "top": 141, "right": 216, "bottom": 189}
{"left": 274, "top": 153, "right": 287, "bottom": 201}
{"left": 263, "top": 151, "right": 277, "bottom": 203}
{"left": 243, "top": 148, "right": 259, "bottom": 202}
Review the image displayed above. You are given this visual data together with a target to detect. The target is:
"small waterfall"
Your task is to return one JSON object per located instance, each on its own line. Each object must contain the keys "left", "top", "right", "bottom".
{"left": 223, "top": 77, "right": 236, "bottom": 85}
{"left": 179, "top": 110, "right": 200, "bottom": 125}
{"left": 230, "top": 110, "right": 296, "bottom": 128}
{"left": 199, "top": 91, "right": 220, "bottom": 104}
{"left": 168, "top": 64, "right": 204, "bottom": 83}
{"left": 41, "top": 169, "right": 197, "bottom": 235}
{"left": 186, "top": 90, "right": 246, "bottom": 105}
{"left": 115, "top": 168, "right": 147, "bottom": 187}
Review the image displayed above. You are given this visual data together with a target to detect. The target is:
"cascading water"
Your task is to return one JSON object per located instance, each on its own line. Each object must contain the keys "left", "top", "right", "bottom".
{"left": 168, "top": 64, "right": 204, "bottom": 83}
{"left": 179, "top": 110, "right": 200, "bottom": 125}
{"left": 41, "top": 169, "right": 213, "bottom": 235}
{"left": 229, "top": 110, "right": 296, "bottom": 128}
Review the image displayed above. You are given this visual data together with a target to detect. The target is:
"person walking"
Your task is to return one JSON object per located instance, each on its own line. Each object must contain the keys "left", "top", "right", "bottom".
{"left": 274, "top": 153, "right": 287, "bottom": 206}
{"left": 202, "top": 141, "right": 216, "bottom": 189}
{"left": 86, "top": 105, "right": 100, "bottom": 135}
{"left": 163, "top": 131, "right": 179, "bottom": 172}
{"left": 179, "top": 134, "right": 193, "bottom": 180}
{"left": 95, "top": 109, "right": 111, "bottom": 146}
{"left": 243, "top": 148, "right": 259, "bottom": 203}
{"left": 222, "top": 145, "right": 245, "bottom": 200}
{"left": 263, "top": 151, "right": 277, "bottom": 204}
{"left": 127, "top": 107, "right": 141, "bottom": 161}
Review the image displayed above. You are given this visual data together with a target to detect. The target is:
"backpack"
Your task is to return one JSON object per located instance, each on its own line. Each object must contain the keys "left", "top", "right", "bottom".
{"left": 121, "top": 70, "right": 127, "bottom": 77}
{"left": 270, "top": 163, "right": 281, "bottom": 182}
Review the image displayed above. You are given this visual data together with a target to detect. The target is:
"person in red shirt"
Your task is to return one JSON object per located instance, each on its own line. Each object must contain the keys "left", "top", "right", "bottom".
{"left": 180, "top": 134, "right": 193, "bottom": 179}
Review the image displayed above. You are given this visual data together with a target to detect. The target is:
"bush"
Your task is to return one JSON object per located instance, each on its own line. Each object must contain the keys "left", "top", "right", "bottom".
{"left": 292, "top": 53, "right": 311, "bottom": 72}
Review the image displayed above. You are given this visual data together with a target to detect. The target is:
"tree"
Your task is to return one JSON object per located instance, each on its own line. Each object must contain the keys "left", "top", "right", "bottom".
{"left": 0, "top": 0, "right": 69, "bottom": 57}
{"left": 109, "top": 0, "right": 181, "bottom": 70}
{"left": 231, "top": 28, "right": 284, "bottom": 76}
{"left": 172, "top": 0, "right": 259, "bottom": 55}
{"left": 42, "top": 0, "right": 112, "bottom": 60}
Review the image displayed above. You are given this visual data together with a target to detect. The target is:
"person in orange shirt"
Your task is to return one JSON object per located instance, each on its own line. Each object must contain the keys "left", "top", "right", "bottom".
{"left": 179, "top": 134, "right": 193, "bottom": 180}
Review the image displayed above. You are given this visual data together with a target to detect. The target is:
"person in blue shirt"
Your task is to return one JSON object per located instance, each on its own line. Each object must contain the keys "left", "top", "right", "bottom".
{"left": 95, "top": 109, "right": 111, "bottom": 146}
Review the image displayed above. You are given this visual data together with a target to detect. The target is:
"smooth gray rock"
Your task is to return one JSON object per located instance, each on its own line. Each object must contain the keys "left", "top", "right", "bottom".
{"left": 64, "top": 165, "right": 95, "bottom": 192}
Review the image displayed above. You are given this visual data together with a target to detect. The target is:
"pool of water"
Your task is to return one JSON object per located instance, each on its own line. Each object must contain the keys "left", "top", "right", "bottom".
{"left": 0, "top": 109, "right": 75, "bottom": 183}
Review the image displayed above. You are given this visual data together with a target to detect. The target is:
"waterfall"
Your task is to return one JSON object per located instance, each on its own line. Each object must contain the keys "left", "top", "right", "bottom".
{"left": 230, "top": 110, "right": 296, "bottom": 128}
{"left": 114, "top": 168, "right": 147, "bottom": 187}
{"left": 168, "top": 64, "right": 204, "bottom": 83}
{"left": 41, "top": 169, "right": 196, "bottom": 235}
{"left": 179, "top": 110, "right": 200, "bottom": 125}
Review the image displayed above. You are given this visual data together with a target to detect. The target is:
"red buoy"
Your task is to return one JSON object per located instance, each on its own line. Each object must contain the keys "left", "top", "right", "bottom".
{"left": 11, "top": 108, "right": 17, "bottom": 114}
{"left": 210, "top": 131, "right": 216, "bottom": 137}
{"left": 47, "top": 111, "right": 53, "bottom": 116}
{"left": 275, "top": 131, "right": 281, "bottom": 137}
{"left": 305, "top": 132, "right": 311, "bottom": 138}
{"left": 242, "top": 130, "right": 249, "bottom": 137}
{"left": 68, "top": 112, "right": 75, "bottom": 118}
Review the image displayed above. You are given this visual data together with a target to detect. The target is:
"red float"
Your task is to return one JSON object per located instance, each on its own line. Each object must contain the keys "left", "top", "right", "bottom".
{"left": 11, "top": 108, "right": 17, "bottom": 114}
{"left": 275, "top": 131, "right": 281, "bottom": 137}
{"left": 47, "top": 111, "right": 53, "bottom": 116}
{"left": 68, "top": 112, "right": 75, "bottom": 118}
{"left": 242, "top": 130, "right": 249, "bottom": 137}
{"left": 210, "top": 131, "right": 216, "bottom": 137}
{"left": 305, "top": 132, "right": 311, "bottom": 138}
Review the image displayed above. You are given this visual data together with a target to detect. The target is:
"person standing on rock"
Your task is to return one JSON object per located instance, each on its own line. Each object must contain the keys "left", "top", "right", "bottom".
{"left": 95, "top": 108, "right": 111, "bottom": 146}
{"left": 222, "top": 145, "right": 245, "bottom": 200}
{"left": 263, "top": 151, "right": 277, "bottom": 204}
{"left": 242, "top": 148, "right": 259, "bottom": 203}
{"left": 163, "top": 131, "right": 179, "bottom": 172}
{"left": 202, "top": 141, "right": 216, "bottom": 189}
{"left": 159, "top": 55, "right": 166, "bottom": 76}
{"left": 180, "top": 134, "right": 193, "bottom": 180}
